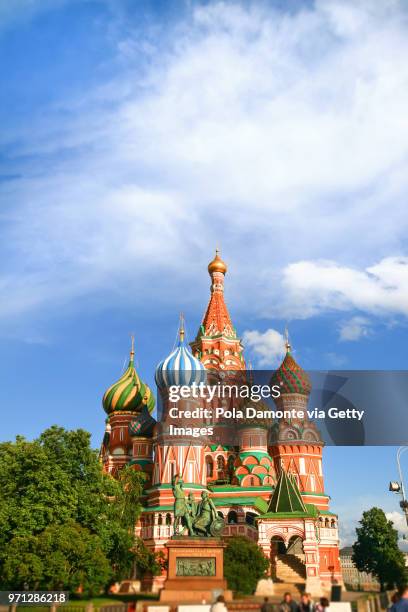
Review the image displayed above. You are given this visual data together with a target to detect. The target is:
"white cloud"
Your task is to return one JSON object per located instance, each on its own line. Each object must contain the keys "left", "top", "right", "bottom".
{"left": 339, "top": 316, "right": 371, "bottom": 341}
{"left": 2, "top": 1, "right": 408, "bottom": 326}
{"left": 279, "top": 257, "right": 408, "bottom": 319}
{"left": 242, "top": 328, "right": 285, "bottom": 366}
{"left": 386, "top": 511, "right": 408, "bottom": 552}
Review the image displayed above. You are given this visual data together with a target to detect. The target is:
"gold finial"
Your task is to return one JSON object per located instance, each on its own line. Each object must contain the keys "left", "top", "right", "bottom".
{"left": 284, "top": 326, "right": 291, "bottom": 353}
{"left": 208, "top": 248, "right": 227, "bottom": 275}
{"left": 130, "top": 334, "right": 135, "bottom": 360}
{"left": 179, "top": 313, "right": 185, "bottom": 342}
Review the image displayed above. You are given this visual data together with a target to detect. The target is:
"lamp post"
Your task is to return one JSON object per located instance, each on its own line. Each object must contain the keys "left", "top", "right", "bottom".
{"left": 389, "top": 446, "right": 408, "bottom": 527}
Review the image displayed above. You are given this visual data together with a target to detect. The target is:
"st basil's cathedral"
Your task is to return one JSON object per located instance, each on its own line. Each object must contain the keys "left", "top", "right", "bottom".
{"left": 99, "top": 251, "right": 342, "bottom": 594}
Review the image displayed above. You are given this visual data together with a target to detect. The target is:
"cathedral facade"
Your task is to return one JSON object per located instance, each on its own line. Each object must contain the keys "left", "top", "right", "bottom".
{"left": 99, "top": 251, "right": 342, "bottom": 593}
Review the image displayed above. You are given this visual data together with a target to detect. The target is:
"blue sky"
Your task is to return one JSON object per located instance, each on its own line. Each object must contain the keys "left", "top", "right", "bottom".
{"left": 1, "top": 0, "right": 408, "bottom": 546}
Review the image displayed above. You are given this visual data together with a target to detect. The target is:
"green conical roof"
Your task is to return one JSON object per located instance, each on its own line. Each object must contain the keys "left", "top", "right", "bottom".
{"left": 267, "top": 469, "right": 307, "bottom": 513}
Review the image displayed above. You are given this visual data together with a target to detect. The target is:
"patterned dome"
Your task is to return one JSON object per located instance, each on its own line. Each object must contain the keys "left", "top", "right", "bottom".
{"left": 128, "top": 411, "right": 156, "bottom": 437}
{"left": 155, "top": 321, "right": 207, "bottom": 388}
{"left": 103, "top": 340, "right": 155, "bottom": 415}
{"left": 270, "top": 335, "right": 311, "bottom": 396}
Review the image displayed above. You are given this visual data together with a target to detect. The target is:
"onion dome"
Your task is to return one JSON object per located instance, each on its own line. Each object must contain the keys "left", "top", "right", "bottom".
{"left": 129, "top": 410, "right": 156, "bottom": 437}
{"left": 270, "top": 330, "right": 311, "bottom": 396}
{"left": 208, "top": 248, "right": 227, "bottom": 275}
{"left": 102, "top": 338, "right": 155, "bottom": 415}
{"left": 155, "top": 317, "right": 207, "bottom": 388}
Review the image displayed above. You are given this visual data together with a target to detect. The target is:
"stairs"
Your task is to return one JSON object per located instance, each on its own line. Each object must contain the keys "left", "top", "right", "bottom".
{"left": 270, "top": 582, "right": 305, "bottom": 598}
{"left": 273, "top": 554, "right": 306, "bottom": 584}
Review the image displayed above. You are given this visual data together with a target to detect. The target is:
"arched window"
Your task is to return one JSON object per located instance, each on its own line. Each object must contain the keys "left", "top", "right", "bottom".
{"left": 331, "top": 519, "right": 336, "bottom": 528}
{"left": 166, "top": 513, "right": 172, "bottom": 526}
{"left": 217, "top": 456, "right": 225, "bottom": 476}
{"left": 325, "top": 518, "right": 330, "bottom": 527}
{"left": 227, "top": 510, "right": 238, "bottom": 524}
{"left": 246, "top": 512, "right": 257, "bottom": 526}
{"left": 206, "top": 456, "right": 214, "bottom": 478}
{"left": 158, "top": 514, "right": 163, "bottom": 525}
{"left": 271, "top": 536, "right": 286, "bottom": 555}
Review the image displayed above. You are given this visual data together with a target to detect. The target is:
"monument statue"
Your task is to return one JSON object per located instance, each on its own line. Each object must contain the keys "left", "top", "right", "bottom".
{"left": 171, "top": 474, "right": 225, "bottom": 537}
{"left": 187, "top": 491, "right": 198, "bottom": 519}
{"left": 172, "top": 474, "right": 194, "bottom": 536}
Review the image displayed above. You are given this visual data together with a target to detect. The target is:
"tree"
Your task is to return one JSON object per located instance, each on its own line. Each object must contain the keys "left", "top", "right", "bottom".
{"left": 133, "top": 538, "right": 166, "bottom": 578}
{"left": 352, "top": 507, "right": 407, "bottom": 590}
{"left": 224, "top": 536, "right": 269, "bottom": 594}
{"left": 0, "top": 426, "right": 146, "bottom": 591}
{"left": 2, "top": 524, "right": 111, "bottom": 596}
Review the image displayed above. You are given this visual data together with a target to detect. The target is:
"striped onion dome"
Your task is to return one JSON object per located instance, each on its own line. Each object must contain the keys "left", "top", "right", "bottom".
{"left": 270, "top": 333, "right": 311, "bottom": 396}
{"left": 155, "top": 321, "right": 207, "bottom": 388}
{"left": 102, "top": 339, "right": 155, "bottom": 415}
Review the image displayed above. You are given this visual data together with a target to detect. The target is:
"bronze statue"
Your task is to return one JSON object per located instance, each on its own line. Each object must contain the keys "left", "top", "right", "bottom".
{"left": 171, "top": 474, "right": 194, "bottom": 536}
{"left": 187, "top": 491, "right": 198, "bottom": 518}
{"left": 171, "top": 475, "right": 225, "bottom": 537}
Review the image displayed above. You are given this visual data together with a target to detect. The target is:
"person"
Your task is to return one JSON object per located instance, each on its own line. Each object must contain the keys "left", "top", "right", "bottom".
{"left": 299, "top": 593, "right": 315, "bottom": 612}
{"left": 261, "top": 596, "right": 274, "bottom": 612}
{"left": 389, "top": 592, "right": 400, "bottom": 609}
{"left": 210, "top": 594, "right": 228, "bottom": 612}
{"left": 391, "top": 586, "right": 408, "bottom": 612}
{"left": 315, "top": 597, "right": 330, "bottom": 612}
{"left": 280, "top": 592, "right": 298, "bottom": 612}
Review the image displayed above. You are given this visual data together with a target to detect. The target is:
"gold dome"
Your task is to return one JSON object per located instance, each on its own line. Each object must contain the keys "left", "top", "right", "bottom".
{"left": 208, "top": 249, "right": 227, "bottom": 275}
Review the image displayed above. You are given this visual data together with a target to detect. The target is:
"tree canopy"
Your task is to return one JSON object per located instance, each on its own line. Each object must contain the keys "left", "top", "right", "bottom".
{"left": 352, "top": 507, "right": 407, "bottom": 591}
{"left": 0, "top": 426, "right": 146, "bottom": 594}
{"left": 2, "top": 524, "right": 111, "bottom": 595}
{"left": 224, "top": 535, "right": 269, "bottom": 594}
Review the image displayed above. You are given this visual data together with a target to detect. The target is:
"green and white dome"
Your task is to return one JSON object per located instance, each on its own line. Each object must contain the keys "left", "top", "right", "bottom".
{"left": 102, "top": 339, "right": 155, "bottom": 415}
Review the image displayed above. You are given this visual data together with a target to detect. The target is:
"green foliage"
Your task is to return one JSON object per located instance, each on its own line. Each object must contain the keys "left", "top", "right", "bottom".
{"left": 133, "top": 539, "right": 166, "bottom": 578}
{"left": 116, "top": 465, "right": 146, "bottom": 530}
{"left": 352, "top": 507, "right": 407, "bottom": 590}
{"left": 2, "top": 524, "right": 111, "bottom": 596}
{"left": 0, "top": 426, "right": 146, "bottom": 593}
{"left": 224, "top": 536, "right": 268, "bottom": 594}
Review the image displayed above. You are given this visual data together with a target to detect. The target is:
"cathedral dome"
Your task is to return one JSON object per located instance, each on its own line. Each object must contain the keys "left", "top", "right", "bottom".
{"left": 128, "top": 411, "right": 156, "bottom": 437}
{"left": 155, "top": 320, "right": 207, "bottom": 388}
{"left": 102, "top": 339, "right": 155, "bottom": 415}
{"left": 270, "top": 334, "right": 311, "bottom": 396}
{"left": 208, "top": 248, "right": 227, "bottom": 275}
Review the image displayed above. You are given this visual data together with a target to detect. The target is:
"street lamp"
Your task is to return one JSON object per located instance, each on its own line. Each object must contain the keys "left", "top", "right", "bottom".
{"left": 389, "top": 446, "right": 408, "bottom": 527}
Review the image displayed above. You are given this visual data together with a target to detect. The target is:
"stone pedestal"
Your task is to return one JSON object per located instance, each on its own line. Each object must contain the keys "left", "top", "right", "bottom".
{"left": 255, "top": 578, "right": 274, "bottom": 596}
{"left": 160, "top": 537, "right": 231, "bottom": 604}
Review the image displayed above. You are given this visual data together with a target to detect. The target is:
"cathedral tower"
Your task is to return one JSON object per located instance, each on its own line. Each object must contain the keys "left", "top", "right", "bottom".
{"left": 191, "top": 250, "right": 245, "bottom": 371}
{"left": 269, "top": 331, "right": 327, "bottom": 509}
{"left": 100, "top": 338, "right": 155, "bottom": 476}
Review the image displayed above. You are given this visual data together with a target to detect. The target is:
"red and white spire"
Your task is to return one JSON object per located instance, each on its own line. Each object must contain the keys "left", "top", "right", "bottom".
{"left": 190, "top": 250, "right": 245, "bottom": 371}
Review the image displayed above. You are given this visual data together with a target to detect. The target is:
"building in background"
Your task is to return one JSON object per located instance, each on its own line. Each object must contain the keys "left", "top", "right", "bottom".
{"left": 99, "top": 251, "right": 342, "bottom": 593}
{"left": 340, "top": 547, "right": 380, "bottom": 591}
